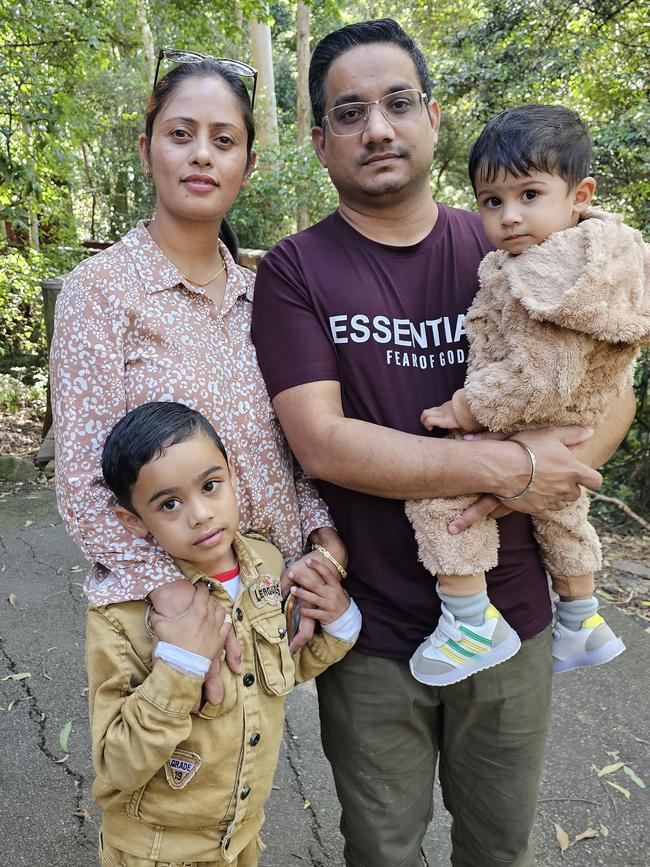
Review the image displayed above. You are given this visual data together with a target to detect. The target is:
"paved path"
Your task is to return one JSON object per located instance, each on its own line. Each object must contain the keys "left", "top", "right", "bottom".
{"left": 0, "top": 485, "right": 648, "bottom": 866}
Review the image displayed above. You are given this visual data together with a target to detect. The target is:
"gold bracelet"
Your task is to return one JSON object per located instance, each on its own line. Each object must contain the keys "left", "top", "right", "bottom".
{"left": 498, "top": 438, "right": 537, "bottom": 501}
{"left": 311, "top": 544, "right": 348, "bottom": 579}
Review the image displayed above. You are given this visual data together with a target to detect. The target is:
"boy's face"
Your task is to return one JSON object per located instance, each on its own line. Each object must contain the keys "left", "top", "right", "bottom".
{"left": 474, "top": 169, "right": 595, "bottom": 255}
{"left": 116, "top": 432, "right": 239, "bottom": 576}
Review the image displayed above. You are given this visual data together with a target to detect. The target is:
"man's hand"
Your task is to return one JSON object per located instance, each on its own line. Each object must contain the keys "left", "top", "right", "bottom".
{"left": 449, "top": 426, "right": 602, "bottom": 532}
{"left": 421, "top": 400, "right": 461, "bottom": 430}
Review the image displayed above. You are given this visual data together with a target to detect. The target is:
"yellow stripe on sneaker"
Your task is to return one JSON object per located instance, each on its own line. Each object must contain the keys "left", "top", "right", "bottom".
{"left": 459, "top": 638, "right": 488, "bottom": 654}
{"left": 439, "top": 645, "right": 467, "bottom": 664}
{"left": 583, "top": 613, "right": 604, "bottom": 629}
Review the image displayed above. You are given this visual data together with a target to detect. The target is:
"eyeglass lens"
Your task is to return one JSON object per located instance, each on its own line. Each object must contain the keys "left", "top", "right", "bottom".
{"left": 327, "top": 89, "right": 424, "bottom": 136}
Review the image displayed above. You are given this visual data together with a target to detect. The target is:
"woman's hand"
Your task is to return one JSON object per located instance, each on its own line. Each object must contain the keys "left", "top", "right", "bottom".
{"left": 281, "top": 528, "right": 348, "bottom": 653}
{"left": 289, "top": 556, "right": 350, "bottom": 625}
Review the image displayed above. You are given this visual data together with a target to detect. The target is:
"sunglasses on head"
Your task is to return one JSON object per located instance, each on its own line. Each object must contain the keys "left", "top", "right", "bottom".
{"left": 154, "top": 49, "right": 258, "bottom": 110}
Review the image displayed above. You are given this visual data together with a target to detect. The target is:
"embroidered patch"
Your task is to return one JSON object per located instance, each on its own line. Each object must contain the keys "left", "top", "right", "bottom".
{"left": 164, "top": 749, "right": 201, "bottom": 789}
{"left": 249, "top": 573, "right": 282, "bottom": 608}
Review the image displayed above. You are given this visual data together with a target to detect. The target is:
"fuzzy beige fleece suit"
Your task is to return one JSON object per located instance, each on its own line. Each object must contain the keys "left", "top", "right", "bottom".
{"left": 405, "top": 209, "right": 650, "bottom": 599}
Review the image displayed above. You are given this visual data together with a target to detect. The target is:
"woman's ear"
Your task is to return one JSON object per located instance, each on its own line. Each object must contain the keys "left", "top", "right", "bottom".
{"left": 115, "top": 505, "right": 149, "bottom": 539}
{"left": 572, "top": 176, "right": 596, "bottom": 213}
{"left": 139, "top": 134, "right": 151, "bottom": 176}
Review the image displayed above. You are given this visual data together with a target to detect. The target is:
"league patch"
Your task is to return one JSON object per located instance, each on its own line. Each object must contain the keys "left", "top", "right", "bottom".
{"left": 249, "top": 573, "right": 282, "bottom": 608}
{"left": 164, "top": 749, "right": 201, "bottom": 789}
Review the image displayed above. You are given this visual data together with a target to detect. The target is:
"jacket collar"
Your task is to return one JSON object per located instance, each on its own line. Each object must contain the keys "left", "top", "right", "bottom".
{"left": 174, "top": 533, "right": 263, "bottom": 590}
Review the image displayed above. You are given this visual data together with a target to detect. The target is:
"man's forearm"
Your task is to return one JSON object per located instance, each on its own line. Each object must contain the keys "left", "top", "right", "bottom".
{"left": 273, "top": 381, "right": 602, "bottom": 513}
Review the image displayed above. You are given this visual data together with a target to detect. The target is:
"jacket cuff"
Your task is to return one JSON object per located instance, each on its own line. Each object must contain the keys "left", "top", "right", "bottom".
{"left": 138, "top": 659, "right": 202, "bottom": 714}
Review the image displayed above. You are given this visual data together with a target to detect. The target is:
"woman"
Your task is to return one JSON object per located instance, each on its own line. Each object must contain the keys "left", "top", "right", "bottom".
{"left": 51, "top": 58, "right": 344, "bottom": 638}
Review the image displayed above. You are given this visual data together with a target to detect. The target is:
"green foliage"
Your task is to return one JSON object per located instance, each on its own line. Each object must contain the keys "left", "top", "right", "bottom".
{"left": 0, "top": 370, "right": 47, "bottom": 418}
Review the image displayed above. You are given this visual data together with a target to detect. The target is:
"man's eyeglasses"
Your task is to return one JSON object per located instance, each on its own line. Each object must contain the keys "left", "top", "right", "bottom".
{"left": 154, "top": 49, "right": 258, "bottom": 110}
{"left": 323, "top": 89, "right": 428, "bottom": 137}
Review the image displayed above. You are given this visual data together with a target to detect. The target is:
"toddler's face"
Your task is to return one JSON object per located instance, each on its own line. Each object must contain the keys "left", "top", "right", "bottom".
{"left": 122, "top": 432, "right": 240, "bottom": 575}
{"left": 474, "top": 169, "right": 591, "bottom": 256}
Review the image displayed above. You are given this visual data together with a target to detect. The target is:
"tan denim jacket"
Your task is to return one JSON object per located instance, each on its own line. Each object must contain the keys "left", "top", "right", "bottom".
{"left": 86, "top": 533, "right": 354, "bottom": 863}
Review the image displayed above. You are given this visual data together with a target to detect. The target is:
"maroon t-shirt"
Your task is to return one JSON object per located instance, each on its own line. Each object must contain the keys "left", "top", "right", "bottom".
{"left": 253, "top": 204, "right": 551, "bottom": 659}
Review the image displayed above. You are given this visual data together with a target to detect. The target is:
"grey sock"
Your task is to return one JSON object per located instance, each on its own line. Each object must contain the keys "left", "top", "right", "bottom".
{"left": 437, "top": 585, "right": 489, "bottom": 626}
{"left": 555, "top": 596, "right": 598, "bottom": 631}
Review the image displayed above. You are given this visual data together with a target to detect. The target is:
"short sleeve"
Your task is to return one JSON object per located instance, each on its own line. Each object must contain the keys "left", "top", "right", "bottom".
{"left": 252, "top": 240, "right": 340, "bottom": 399}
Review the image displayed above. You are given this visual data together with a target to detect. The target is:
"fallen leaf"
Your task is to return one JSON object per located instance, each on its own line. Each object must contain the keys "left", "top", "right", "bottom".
{"left": 271, "top": 785, "right": 280, "bottom": 791}
{"left": 605, "top": 780, "right": 630, "bottom": 799}
{"left": 54, "top": 754, "right": 69, "bottom": 764}
{"left": 69, "top": 565, "right": 83, "bottom": 573}
{"left": 59, "top": 721, "right": 73, "bottom": 752}
{"left": 303, "top": 799, "right": 311, "bottom": 810}
{"left": 24, "top": 520, "right": 33, "bottom": 527}
{"left": 639, "top": 600, "right": 650, "bottom": 607}
{"left": 573, "top": 828, "right": 598, "bottom": 843}
{"left": 8, "top": 593, "right": 16, "bottom": 606}
{"left": 1, "top": 672, "right": 31, "bottom": 682}
{"left": 554, "top": 823, "right": 570, "bottom": 853}
{"left": 7, "top": 700, "right": 16, "bottom": 712}
{"left": 80, "top": 686, "right": 89, "bottom": 696}
{"left": 623, "top": 766, "right": 646, "bottom": 789}
{"left": 597, "top": 761, "right": 624, "bottom": 777}
{"left": 72, "top": 808, "right": 92, "bottom": 820}
{"left": 599, "top": 824, "right": 609, "bottom": 837}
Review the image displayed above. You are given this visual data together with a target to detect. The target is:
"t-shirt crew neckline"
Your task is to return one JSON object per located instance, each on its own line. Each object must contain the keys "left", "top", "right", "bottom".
{"left": 332, "top": 202, "right": 448, "bottom": 257}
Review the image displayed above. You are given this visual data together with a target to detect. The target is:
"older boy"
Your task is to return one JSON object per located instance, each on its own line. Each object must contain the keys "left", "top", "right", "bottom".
{"left": 90, "top": 401, "right": 360, "bottom": 866}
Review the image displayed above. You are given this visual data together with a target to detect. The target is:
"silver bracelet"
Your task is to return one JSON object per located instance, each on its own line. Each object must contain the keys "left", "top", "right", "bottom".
{"left": 498, "top": 439, "right": 537, "bottom": 501}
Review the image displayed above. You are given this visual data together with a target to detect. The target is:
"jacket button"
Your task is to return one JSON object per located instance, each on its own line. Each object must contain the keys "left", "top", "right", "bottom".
{"left": 277, "top": 627, "right": 287, "bottom": 638}
{"left": 249, "top": 732, "right": 261, "bottom": 746}
{"left": 240, "top": 786, "right": 251, "bottom": 800}
{"left": 243, "top": 673, "right": 255, "bottom": 687}
{"left": 236, "top": 608, "right": 243, "bottom": 621}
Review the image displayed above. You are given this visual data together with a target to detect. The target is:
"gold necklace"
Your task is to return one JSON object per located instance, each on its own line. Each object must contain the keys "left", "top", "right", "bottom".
{"left": 179, "top": 257, "right": 226, "bottom": 288}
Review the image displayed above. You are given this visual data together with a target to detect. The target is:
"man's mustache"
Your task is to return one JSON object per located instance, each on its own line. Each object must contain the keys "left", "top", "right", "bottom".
{"left": 355, "top": 145, "right": 410, "bottom": 167}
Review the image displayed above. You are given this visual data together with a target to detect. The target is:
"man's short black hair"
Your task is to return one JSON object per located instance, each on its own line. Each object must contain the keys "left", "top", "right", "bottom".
{"left": 309, "top": 18, "right": 431, "bottom": 127}
{"left": 102, "top": 401, "right": 228, "bottom": 512}
{"left": 468, "top": 104, "right": 592, "bottom": 193}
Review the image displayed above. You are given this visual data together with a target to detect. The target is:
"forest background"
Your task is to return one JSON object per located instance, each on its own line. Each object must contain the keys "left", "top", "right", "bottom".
{"left": 1, "top": 0, "right": 649, "bottom": 522}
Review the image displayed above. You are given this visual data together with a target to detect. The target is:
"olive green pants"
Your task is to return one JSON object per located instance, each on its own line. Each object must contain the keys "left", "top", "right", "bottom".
{"left": 316, "top": 627, "right": 553, "bottom": 867}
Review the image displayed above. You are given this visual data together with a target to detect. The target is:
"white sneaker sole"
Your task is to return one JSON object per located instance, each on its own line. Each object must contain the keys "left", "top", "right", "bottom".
{"left": 410, "top": 630, "right": 522, "bottom": 686}
{"left": 553, "top": 636, "right": 626, "bottom": 674}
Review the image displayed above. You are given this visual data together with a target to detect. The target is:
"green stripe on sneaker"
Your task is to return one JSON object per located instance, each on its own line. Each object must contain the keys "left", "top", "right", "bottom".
{"left": 459, "top": 626, "right": 492, "bottom": 646}
{"left": 447, "top": 639, "right": 476, "bottom": 658}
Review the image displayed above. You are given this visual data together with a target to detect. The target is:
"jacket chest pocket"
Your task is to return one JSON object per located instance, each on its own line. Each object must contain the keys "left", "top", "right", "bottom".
{"left": 251, "top": 613, "right": 295, "bottom": 696}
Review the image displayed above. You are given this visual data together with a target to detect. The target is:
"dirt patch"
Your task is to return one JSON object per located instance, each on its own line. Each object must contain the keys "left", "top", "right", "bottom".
{"left": 0, "top": 409, "right": 42, "bottom": 459}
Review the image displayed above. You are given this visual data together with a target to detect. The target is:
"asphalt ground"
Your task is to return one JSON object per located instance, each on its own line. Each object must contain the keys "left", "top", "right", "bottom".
{"left": 0, "top": 484, "right": 648, "bottom": 866}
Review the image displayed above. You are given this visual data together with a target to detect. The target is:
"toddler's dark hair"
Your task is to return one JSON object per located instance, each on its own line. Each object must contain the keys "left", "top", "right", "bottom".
{"left": 468, "top": 104, "right": 592, "bottom": 192}
{"left": 102, "top": 401, "right": 228, "bottom": 512}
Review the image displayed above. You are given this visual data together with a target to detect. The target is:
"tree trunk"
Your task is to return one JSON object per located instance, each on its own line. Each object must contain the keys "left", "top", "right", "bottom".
{"left": 21, "top": 119, "right": 40, "bottom": 251}
{"left": 296, "top": 2, "right": 311, "bottom": 232}
{"left": 250, "top": 11, "right": 279, "bottom": 150}
{"left": 136, "top": 0, "right": 156, "bottom": 84}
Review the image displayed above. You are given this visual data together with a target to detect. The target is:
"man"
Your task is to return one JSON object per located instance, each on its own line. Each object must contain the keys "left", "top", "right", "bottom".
{"left": 252, "top": 19, "right": 634, "bottom": 867}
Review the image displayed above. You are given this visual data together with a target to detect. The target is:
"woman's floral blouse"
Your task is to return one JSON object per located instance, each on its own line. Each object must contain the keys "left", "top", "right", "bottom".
{"left": 51, "top": 221, "right": 331, "bottom": 604}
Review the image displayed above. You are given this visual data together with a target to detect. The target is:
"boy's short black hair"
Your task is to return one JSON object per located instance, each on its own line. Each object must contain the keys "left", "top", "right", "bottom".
{"left": 102, "top": 402, "right": 228, "bottom": 512}
{"left": 309, "top": 18, "right": 431, "bottom": 127}
{"left": 468, "top": 104, "right": 592, "bottom": 192}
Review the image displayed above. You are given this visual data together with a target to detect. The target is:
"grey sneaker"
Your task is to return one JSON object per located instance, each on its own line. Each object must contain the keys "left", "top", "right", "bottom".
{"left": 409, "top": 602, "right": 521, "bottom": 686}
{"left": 553, "top": 614, "right": 625, "bottom": 673}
